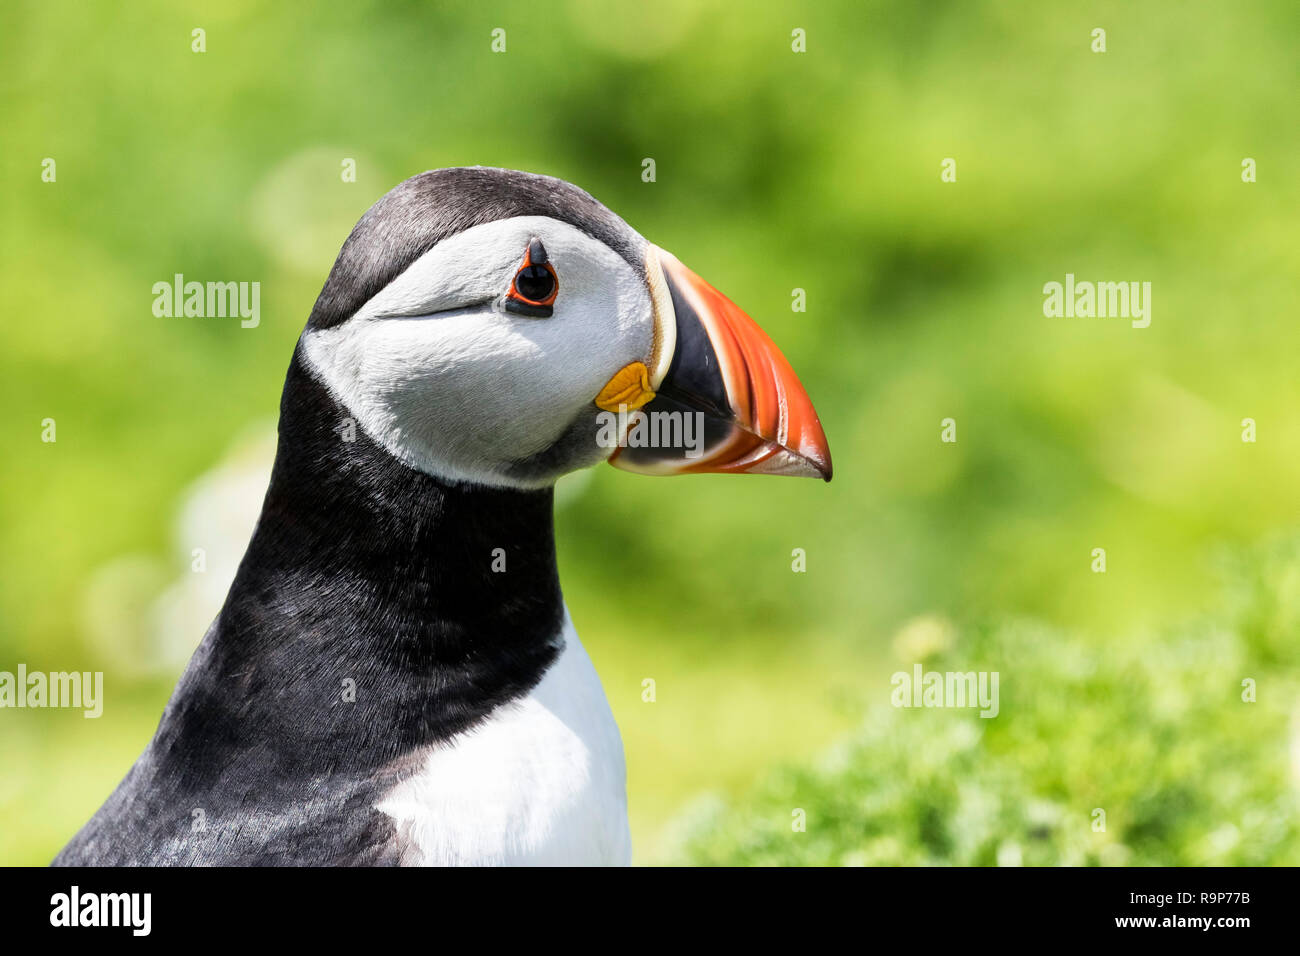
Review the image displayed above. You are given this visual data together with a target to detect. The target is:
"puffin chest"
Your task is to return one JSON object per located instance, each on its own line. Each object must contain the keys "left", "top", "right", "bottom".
{"left": 373, "top": 619, "right": 631, "bottom": 866}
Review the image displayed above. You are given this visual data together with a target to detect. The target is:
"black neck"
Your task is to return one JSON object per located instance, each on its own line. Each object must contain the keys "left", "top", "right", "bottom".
{"left": 196, "top": 349, "right": 564, "bottom": 773}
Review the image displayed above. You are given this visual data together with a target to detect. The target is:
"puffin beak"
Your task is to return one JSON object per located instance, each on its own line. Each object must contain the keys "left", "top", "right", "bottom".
{"left": 604, "top": 248, "right": 832, "bottom": 481}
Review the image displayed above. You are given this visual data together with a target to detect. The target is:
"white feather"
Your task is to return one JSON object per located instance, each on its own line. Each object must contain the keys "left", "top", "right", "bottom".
{"left": 301, "top": 215, "right": 654, "bottom": 488}
{"left": 374, "top": 609, "right": 631, "bottom": 866}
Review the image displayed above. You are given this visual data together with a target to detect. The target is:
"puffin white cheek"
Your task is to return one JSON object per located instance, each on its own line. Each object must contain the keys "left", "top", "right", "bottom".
{"left": 538, "top": 272, "right": 657, "bottom": 399}
{"left": 302, "top": 246, "right": 657, "bottom": 487}
{"left": 361, "top": 319, "right": 569, "bottom": 462}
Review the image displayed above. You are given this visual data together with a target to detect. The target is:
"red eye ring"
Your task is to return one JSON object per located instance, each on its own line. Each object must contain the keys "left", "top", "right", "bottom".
{"left": 505, "top": 238, "right": 558, "bottom": 316}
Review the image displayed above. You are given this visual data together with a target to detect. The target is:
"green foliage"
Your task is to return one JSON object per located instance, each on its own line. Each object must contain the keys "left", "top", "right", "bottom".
{"left": 673, "top": 539, "right": 1300, "bottom": 865}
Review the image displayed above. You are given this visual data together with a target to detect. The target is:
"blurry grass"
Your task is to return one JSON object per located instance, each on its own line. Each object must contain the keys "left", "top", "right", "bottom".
{"left": 670, "top": 537, "right": 1300, "bottom": 866}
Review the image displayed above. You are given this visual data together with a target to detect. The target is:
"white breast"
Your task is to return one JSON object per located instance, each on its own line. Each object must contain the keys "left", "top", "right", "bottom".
{"left": 374, "top": 609, "right": 631, "bottom": 866}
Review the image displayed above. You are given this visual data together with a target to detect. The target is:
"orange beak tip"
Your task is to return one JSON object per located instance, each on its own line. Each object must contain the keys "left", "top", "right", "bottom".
{"left": 612, "top": 249, "right": 833, "bottom": 484}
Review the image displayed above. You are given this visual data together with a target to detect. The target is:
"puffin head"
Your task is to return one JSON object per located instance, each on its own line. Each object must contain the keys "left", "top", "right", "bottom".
{"left": 300, "top": 167, "right": 831, "bottom": 489}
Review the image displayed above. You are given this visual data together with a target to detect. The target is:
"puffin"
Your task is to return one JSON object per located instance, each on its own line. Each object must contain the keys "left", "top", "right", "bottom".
{"left": 54, "top": 167, "right": 831, "bottom": 867}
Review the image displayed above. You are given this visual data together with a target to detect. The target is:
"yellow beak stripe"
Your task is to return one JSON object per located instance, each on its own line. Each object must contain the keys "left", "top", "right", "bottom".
{"left": 595, "top": 361, "right": 656, "bottom": 412}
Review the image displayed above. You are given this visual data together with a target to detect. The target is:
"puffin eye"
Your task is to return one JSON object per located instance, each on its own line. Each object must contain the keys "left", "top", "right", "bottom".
{"left": 505, "top": 238, "right": 558, "bottom": 317}
{"left": 515, "top": 264, "right": 555, "bottom": 302}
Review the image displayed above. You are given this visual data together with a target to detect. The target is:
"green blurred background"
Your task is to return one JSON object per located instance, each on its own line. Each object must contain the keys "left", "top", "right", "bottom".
{"left": 2, "top": 0, "right": 1298, "bottom": 865}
